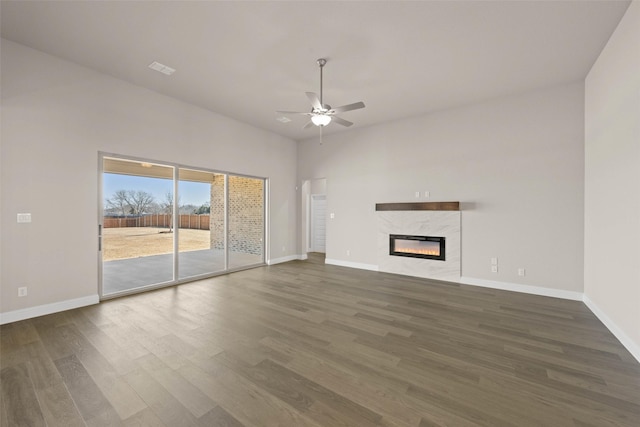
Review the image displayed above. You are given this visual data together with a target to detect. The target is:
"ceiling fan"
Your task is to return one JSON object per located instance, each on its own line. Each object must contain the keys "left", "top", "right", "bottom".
{"left": 277, "top": 58, "right": 365, "bottom": 129}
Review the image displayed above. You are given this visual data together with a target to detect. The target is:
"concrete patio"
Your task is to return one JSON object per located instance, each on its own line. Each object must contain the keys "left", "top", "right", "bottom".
{"left": 102, "top": 248, "right": 263, "bottom": 295}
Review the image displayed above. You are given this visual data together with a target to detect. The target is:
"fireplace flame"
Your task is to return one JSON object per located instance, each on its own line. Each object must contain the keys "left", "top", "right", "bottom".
{"left": 396, "top": 247, "right": 440, "bottom": 256}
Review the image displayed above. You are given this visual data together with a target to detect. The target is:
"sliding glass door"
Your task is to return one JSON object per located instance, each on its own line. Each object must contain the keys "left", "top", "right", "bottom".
{"left": 101, "top": 158, "right": 175, "bottom": 295}
{"left": 99, "top": 154, "right": 265, "bottom": 298}
{"left": 178, "top": 168, "right": 227, "bottom": 280}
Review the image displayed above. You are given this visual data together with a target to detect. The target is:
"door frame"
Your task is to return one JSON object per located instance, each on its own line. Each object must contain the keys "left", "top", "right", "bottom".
{"left": 98, "top": 152, "right": 267, "bottom": 299}
{"left": 310, "top": 194, "right": 327, "bottom": 253}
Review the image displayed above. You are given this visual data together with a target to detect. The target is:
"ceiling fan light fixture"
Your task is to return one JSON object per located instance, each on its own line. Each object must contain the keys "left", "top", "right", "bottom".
{"left": 311, "top": 115, "right": 331, "bottom": 126}
{"left": 276, "top": 58, "right": 365, "bottom": 130}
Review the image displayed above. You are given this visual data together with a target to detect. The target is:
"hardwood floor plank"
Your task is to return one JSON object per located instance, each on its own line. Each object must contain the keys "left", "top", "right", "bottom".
{"left": 0, "top": 335, "right": 27, "bottom": 370}
{"left": 406, "top": 383, "right": 517, "bottom": 427}
{"left": 477, "top": 366, "right": 639, "bottom": 426}
{"left": 216, "top": 351, "right": 383, "bottom": 427}
{"left": 122, "top": 408, "right": 168, "bottom": 427}
{"left": 81, "top": 356, "right": 148, "bottom": 421}
{"left": 23, "top": 341, "right": 64, "bottom": 390}
{"left": 0, "top": 363, "right": 46, "bottom": 427}
{"left": 38, "top": 320, "right": 147, "bottom": 420}
{"left": 67, "top": 310, "right": 139, "bottom": 375}
{"left": 214, "top": 351, "right": 314, "bottom": 412}
{"left": 53, "top": 354, "right": 118, "bottom": 423}
{"left": 123, "top": 367, "right": 201, "bottom": 427}
{"left": 0, "top": 394, "right": 7, "bottom": 427}
{"left": 197, "top": 405, "right": 245, "bottom": 427}
{"left": 6, "top": 320, "right": 40, "bottom": 347}
{"left": 177, "top": 360, "right": 323, "bottom": 427}
{"left": 34, "top": 382, "right": 85, "bottom": 427}
{"left": 85, "top": 407, "right": 125, "bottom": 427}
{"left": 260, "top": 335, "right": 423, "bottom": 426}
{"left": 136, "top": 353, "right": 217, "bottom": 418}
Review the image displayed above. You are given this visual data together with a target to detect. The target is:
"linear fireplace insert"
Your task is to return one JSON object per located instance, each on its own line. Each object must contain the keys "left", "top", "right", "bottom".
{"left": 389, "top": 234, "right": 446, "bottom": 261}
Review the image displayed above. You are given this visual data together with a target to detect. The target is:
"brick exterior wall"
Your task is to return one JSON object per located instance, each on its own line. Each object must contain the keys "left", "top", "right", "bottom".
{"left": 209, "top": 175, "right": 264, "bottom": 256}
{"left": 210, "top": 174, "right": 225, "bottom": 250}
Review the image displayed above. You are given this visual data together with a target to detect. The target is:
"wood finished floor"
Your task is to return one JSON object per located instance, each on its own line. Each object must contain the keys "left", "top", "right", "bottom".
{"left": 1, "top": 253, "right": 639, "bottom": 426}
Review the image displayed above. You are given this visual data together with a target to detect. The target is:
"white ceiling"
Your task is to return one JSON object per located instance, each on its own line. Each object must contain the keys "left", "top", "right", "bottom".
{"left": 0, "top": 1, "right": 631, "bottom": 141}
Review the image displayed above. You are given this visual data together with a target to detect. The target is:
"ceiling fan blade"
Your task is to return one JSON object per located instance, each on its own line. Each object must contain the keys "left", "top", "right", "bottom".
{"left": 332, "top": 116, "right": 354, "bottom": 127}
{"left": 330, "top": 101, "right": 365, "bottom": 114}
{"left": 276, "top": 111, "right": 311, "bottom": 115}
{"left": 303, "top": 120, "right": 315, "bottom": 129}
{"left": 306, "top": 92, "right": 323, "bottom": 110}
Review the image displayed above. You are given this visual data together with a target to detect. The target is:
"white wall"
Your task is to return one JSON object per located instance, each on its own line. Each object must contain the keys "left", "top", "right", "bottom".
{"left": 584, "top": 1, "right": 640, "bottom": 359}
{"left": 298, "top": 82, "right": 585, "bottom": 295}
{"left": 0, "top": 39, "right": 298, "bottom": 318}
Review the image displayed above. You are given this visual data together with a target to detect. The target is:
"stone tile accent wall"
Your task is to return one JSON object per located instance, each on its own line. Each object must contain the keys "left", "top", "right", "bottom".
{"left": 210, "top": 175, "right": 264, "bottom": 256}
{"left": 377, "top": 211, "right": 461, "bottom": 281}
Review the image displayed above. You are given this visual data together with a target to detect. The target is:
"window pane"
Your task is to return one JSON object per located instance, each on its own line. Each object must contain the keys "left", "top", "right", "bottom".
{"left": 178, "top": 169, "right": 226, "bottom": 279}
{"left": 102, "top": 158, "right": 174, "bottom": 295}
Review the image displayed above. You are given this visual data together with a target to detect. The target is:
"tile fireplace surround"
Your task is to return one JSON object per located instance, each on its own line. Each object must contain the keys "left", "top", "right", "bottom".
{"left": 376, "top": 202, "right": 461, "bottom": 282}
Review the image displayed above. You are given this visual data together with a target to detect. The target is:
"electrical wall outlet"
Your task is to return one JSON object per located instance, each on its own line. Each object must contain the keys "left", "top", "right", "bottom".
{"left": 518, "top": 268, "right": 526, "bottom": 276}
{"left": 346, "top": 249, "right": 351, "bottom": 256}
{"left": 491, "top": 257, "right": 498, "bottom": 265}
{"left": 491, "top": 265, "right": 498, "bottom": 273}
{"left": 414, "top": 191, "right": 420, "bottom": 198}
{"left": 18, "top": 287, "right": 28, "bottom": 297}
{"left": 17, "top": 213, "right": 32, "bottom": 223}
{"left": 424, "top": 191, "right": 430, "bottom": 198}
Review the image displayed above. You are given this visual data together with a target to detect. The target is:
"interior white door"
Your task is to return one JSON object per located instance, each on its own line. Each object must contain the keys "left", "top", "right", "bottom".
{"left": 311, "top": 195, "right": 326, "bottom": 253}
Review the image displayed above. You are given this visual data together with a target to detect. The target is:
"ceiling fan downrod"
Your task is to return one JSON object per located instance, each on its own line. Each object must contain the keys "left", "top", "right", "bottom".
{"left": 317, "top": 58, "right": 326, "bottom": 109}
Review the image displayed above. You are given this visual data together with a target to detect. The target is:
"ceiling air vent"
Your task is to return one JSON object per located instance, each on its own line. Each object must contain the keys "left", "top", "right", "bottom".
{"left": 148, "top": 61, "right": 176, "bottom": 76}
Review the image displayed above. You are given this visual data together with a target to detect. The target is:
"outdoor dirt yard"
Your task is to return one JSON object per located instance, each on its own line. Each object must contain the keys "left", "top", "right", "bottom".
{"left": 103, "top": 227, "right": 210, "bottom": 261}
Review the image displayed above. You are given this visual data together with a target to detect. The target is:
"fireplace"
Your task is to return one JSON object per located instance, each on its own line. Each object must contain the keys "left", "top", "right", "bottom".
{"left": 389, "top": 234, "right": 446, "bottom": 261}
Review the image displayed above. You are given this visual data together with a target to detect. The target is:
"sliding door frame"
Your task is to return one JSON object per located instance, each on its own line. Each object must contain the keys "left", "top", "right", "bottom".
{"left": 98, "top": 152, "right": 268, "bottom": 300}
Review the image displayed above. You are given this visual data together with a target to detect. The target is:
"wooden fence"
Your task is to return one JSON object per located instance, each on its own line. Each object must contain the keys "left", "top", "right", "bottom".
{"left": 104, "top": 214, "right": 210, "bottom": 230}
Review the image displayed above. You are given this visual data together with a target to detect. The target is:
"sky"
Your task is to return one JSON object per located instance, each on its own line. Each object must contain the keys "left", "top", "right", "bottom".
{"left": 104, "top": 173, "right": 210, "bottom": 207}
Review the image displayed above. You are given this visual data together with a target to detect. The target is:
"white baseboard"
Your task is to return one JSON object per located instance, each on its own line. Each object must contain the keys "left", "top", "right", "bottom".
{"left": 0, "top": 294, "right": 99, "bottom": 325}
{"left": 459, "top": 276, "right": 583, "bottom": 301}
{"left": 583, "top": 295, "right": 640, "bottom": 364}
{"left": 325, "top": 258, "right": 379, "bottom": 272}
{"left": 267, "top": 254, "right": 306, "bottom": 265}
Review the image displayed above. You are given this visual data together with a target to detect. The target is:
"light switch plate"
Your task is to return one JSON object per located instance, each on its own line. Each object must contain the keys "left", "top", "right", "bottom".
{"left": 17, "top": 213, "right": 32, "bottom": 223}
